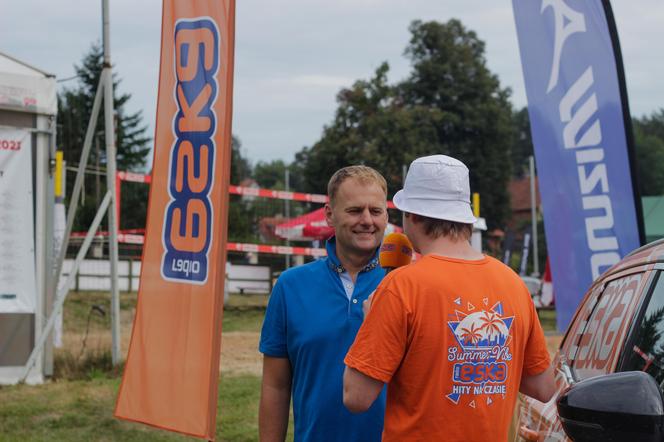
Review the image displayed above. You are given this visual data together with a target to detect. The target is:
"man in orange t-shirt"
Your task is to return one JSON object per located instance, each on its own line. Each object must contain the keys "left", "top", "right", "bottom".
{"left": 343, "top": 155, "right": 556, "bottom": 442}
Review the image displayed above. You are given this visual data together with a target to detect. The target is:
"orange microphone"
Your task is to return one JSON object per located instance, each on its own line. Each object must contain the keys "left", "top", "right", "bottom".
{"left": 379, "top": 232, "right": 414, "bottom": 274}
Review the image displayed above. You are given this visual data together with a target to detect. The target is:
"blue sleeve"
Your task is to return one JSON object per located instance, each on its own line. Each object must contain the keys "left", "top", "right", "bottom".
{"left": 259, "top": 277, "right": 288, "bottom": 357}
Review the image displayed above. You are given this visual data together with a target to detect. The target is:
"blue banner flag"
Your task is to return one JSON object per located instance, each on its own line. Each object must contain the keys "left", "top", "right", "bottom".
{"left": 512, "top": 0, "right": 644, "bottom": 331}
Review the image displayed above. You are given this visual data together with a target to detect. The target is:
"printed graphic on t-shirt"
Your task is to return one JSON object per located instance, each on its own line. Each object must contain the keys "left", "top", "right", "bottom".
{"left": 446, "top": 298, "right": 514, "bottom": 406}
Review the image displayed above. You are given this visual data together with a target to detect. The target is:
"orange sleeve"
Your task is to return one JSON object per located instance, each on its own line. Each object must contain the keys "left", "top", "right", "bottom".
{"left": 523, "top": 299, "right": 552, "bottom": 376}
{"left": 344, "top": 286, "right": 409, "bottom": 384}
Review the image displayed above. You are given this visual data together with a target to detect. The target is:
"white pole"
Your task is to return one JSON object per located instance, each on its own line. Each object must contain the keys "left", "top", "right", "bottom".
{"left": 42, "top": 116, "right": 57, "bottom": 376}
{"left": 102, "top": 0, "right": 121, "bottom": 365}
{"left": 529, "top": 156, "right": 540, "bottom": 277}
{"left": 22, "top": 192, "right": 112, "bottom": 382}
{"left": 32, "top": 117, "right": 51, "bottom": 381}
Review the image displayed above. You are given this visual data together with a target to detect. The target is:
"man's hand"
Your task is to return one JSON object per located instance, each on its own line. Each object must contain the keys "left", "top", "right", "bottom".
{"left": 362, "top": 292, "right": 375, "bottom": 318}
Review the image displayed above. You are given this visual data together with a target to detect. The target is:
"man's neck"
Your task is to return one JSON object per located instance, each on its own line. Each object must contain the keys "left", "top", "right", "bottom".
{"left": 417, "top": 235, "right": 484, "bottom": 261}
{"left": 335, "top": 246, "right": 374, "bottom": 280}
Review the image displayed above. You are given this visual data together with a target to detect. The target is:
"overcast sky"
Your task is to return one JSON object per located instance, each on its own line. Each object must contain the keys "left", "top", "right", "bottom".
{"left": 2, "top": 1, "right": 663, "bottom": 167}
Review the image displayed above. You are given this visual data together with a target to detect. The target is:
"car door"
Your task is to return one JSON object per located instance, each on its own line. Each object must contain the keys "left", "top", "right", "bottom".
{"left": 516, "top": 267, "right": 655, "bottom": 441}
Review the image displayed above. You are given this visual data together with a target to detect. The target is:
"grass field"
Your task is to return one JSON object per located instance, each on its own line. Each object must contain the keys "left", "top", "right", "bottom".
{"left": 0, "top": 292, "right": 284, "bottom": 441}
{"left": 0, "top": 291, "right": 558, "bottom": 441}
{"left": 0, "top": 374, "right": 263, "bottom": 441}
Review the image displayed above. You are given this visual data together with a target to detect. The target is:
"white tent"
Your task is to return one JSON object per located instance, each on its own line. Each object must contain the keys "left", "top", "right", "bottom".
{"left": 0, "top": 52, "right": 56, "bottom": 115}
{"left": 0, "top": 51, "right": 56, "bottom": 385}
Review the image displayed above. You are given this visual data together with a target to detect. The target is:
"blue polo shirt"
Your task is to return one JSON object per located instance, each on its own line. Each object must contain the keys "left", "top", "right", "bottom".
{"left": 259, "top": 237, "right": 386, "bottom": 442}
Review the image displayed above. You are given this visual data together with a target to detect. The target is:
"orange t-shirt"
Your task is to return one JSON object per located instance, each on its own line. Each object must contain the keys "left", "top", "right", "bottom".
{"left": 345, "top": 255, "right": 551, "bottom": 442}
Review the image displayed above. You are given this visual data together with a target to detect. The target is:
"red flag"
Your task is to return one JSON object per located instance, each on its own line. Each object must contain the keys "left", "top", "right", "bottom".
{"left": 115, "top": 0, "right": 235, "bottom": 439}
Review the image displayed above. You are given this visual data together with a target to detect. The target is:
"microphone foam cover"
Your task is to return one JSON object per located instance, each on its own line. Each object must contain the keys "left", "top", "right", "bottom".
{"left": 379, "top": 232, "right": 413, "bottom": 269}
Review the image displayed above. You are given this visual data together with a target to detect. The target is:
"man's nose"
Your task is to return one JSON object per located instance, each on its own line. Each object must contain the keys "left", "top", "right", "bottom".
{"left": 359, "top": 208, "right": 372, "bottom": 224}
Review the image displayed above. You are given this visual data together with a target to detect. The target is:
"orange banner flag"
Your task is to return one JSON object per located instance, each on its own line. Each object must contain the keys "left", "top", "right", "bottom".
{"left": 115, "top": 0, "right": 235, "bottom": 439}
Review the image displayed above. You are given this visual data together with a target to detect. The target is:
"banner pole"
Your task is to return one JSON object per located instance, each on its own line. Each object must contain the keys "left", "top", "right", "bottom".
{"left": 601, "top": 0, "right": 646, "bottom": 246}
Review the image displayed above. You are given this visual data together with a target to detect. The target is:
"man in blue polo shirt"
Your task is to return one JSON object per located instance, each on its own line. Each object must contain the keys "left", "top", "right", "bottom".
{"left": 259, "top": 165, "right": 388, "bottom": 442}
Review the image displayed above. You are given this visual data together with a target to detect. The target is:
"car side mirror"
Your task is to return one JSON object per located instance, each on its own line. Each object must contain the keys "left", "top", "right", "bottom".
{"left": 557, "top": 371, "right": 664, "bottom": 442}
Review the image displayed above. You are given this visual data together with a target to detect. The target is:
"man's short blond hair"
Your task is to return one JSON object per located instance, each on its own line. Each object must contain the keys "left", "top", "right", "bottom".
{"left": 327, "top": 165, "right": 387, "bottom": 206}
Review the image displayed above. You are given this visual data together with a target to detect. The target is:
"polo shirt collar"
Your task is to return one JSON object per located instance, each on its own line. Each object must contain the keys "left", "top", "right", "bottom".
{"left": 325, "top": 236, "right": 380, "bottom": 274}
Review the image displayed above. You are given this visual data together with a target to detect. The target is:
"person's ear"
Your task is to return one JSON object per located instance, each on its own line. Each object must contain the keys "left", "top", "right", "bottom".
{"left": 324, "top": 203, "right": 334, "bottom": 227}
{"left": 410, "top": 213, "right": 422, "bottom": 224}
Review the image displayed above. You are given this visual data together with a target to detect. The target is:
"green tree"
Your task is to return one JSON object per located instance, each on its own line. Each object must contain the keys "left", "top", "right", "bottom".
{"left": 295, "top": 63, "right": 394, "bottom": 194}
{"left": 58, "top": 43, "right": 151, "bottom": 232}
{"left": 254, "top": 159, "right": 303, "bottom": 191}
{"left": 398, "top": 20, "right": 515, "bottom": 227}
{"left": 230, "top": 135, "right": 252, "bottom": 185}
{"left": 296, "top": 20, "right": 515, "bottom": 228}
{"left": 633, "top": 110, "right": 664, "bottom": 196}
{"left": 296, "top": 62, "right": 451, "bottom": 196}
{"left": 227, "top": 136, "right": 255, "bottom": 242}
{"left": 636, "top": 109, "right": 664, "bottom": 141}
{"left": 511, "top": 108, "right": 534, "bottom": 179}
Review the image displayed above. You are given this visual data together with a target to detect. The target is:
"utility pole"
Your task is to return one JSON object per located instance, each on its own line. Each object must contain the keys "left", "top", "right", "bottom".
{"left": 102, "top": 0, "right": 121, "bottom": 364}
{"left": 529, "top": 156, "right": 539, "bottom": 277}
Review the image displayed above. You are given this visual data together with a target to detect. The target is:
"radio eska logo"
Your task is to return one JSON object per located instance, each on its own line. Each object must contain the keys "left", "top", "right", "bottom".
{"left": 161, "top": 18, "right": 220, "bottom": 284}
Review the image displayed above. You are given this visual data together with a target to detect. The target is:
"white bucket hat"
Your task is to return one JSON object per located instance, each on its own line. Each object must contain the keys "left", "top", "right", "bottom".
{"left": 393, "top": 154, "right": 477, "bottom": 224}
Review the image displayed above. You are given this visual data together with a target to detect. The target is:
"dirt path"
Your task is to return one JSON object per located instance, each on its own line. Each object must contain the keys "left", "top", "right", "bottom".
{"left": 61, "top": 318, "right": 561, "bottom": 378}
{"left": 218, "top": 333, "right": 563, "bottom": 376}
{"left": 220, "top": 332, "right": 261, "bottom": 376}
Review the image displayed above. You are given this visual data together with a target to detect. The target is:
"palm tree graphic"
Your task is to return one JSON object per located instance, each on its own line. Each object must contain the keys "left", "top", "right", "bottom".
{"left": 459, "top": 322, "right": 482, "bottom": 346}
{"left": 479, "top": 311, "right": 505, "bottom": 344}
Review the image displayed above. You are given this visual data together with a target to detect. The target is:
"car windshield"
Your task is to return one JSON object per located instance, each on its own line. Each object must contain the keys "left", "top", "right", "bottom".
{"left": 622, "top": 271, "right": 664, "bottom": 389}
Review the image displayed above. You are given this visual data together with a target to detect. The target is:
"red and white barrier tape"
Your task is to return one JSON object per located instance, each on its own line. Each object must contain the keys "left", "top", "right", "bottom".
{"left": 228, "top": 185, "right": 328, "bottom": 203}
{"left": 117, "top": 171, "right": 152, "bottom": 184}
{"left": 227, "top": 242, "right": 326, "bottom": 257}
{"left": 117, "top": 171, "right": 396, "bottom": 208}
{"left": 70, "top": 230, "right": 328, "bottom": 257}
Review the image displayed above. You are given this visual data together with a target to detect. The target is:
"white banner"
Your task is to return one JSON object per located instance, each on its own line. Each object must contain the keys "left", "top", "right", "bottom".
{"left": 0, "top": 128, "right": 37, "bottom": 313}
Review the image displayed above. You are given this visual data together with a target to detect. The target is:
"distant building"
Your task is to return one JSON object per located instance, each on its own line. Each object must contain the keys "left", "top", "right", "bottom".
{"left": 239, "top": 178, "right": 260, "bottom": 202}
{"left": 507, "top": 176, "right": 663, "bottom": 244}
{"left": 507, "top": 175, "right": 540, "bottom": 230}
